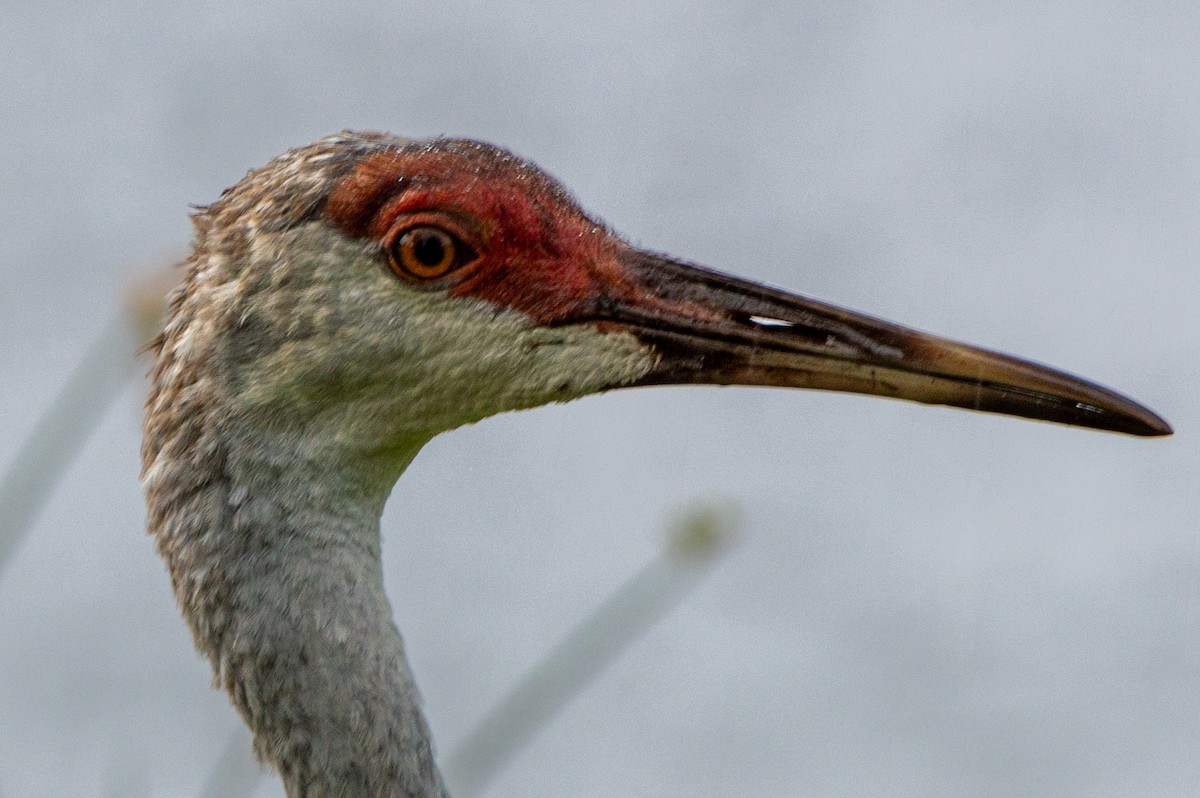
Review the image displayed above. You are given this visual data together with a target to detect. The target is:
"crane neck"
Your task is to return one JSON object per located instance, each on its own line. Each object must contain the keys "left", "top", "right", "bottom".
{"left": 146, "top": 420, "right": 448, "bottom": 797}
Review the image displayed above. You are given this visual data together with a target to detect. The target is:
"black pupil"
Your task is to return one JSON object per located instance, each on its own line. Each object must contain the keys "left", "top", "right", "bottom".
{"left": 412, "top": 231, "right": 447, "bottom": 266}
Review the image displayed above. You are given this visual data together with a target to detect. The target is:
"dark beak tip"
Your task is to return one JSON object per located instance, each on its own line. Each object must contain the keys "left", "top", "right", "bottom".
{"left": 1108, "top": 396, "right": 1173, "bottom": 437}
{"left": 1138, "top": 413, "right": 1174, "bottom": 438}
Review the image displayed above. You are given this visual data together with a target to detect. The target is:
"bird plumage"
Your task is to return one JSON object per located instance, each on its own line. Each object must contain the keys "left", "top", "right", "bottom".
{"left": 143, "top": 131, "right": 1169, "bottom": 797}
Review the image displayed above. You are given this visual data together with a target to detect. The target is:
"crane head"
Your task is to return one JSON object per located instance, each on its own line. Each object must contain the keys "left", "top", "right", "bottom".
{"left": 157, "top": 131, "right": 1169, "bottom": 468}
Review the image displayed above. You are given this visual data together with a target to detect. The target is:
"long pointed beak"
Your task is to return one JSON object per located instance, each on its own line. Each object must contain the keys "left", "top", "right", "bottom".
{"left": 586, "top": 249, "right": 1171, "bottom": 437}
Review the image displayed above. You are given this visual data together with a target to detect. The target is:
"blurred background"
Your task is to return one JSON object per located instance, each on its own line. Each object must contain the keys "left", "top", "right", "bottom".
{"left": 1, "top": 2, "right": 1196, "bottom": 796}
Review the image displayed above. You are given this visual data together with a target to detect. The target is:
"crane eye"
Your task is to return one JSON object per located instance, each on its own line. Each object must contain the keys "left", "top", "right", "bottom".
{"left": 387, "top": 226, "right": 477, "bottom": 282}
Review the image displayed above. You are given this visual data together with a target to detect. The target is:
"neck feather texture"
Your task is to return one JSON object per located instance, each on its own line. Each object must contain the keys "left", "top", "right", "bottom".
{"left": 144, "top": 411, "right": 447, "bottom": 797}
{"left": 141, "top": 134, "right": 654, "bottom": 796}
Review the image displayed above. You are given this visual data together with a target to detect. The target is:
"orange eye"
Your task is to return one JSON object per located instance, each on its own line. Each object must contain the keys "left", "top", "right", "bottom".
{"left": 388, "top": 226, "right": 477, "bottom": 282}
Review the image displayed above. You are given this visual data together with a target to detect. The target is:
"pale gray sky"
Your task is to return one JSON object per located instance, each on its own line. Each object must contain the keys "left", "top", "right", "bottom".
{"left": 0, "top": 2, "right": 1196, "bottom": 796}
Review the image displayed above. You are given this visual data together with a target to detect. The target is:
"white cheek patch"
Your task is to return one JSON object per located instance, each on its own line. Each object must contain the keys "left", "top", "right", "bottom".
{"left": 232, "top": 224, "right": 657, "bottom": 443}
{"left": 384, "top": 289, "right": 657, "bottom": 426}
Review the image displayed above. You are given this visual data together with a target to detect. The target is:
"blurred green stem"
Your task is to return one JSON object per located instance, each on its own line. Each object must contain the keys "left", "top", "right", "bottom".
{"left": 0, "top": 315, "right": 138, "bottom": 577}
{"left": 441, "top": 503, "right": 739, "bottom": 798}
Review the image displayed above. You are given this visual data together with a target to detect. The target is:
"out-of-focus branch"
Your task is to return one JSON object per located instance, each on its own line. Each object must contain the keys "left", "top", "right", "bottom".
{"left": 0, "top": 269, "right": 175, "bottom": 577}
{"left": 442, "top": 502, "right": 740, "bottom": 798}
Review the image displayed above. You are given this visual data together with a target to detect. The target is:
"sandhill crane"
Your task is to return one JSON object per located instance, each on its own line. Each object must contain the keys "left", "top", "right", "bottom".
{"left": 142, "top": 131, "right": 1171, "bottom": 798}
